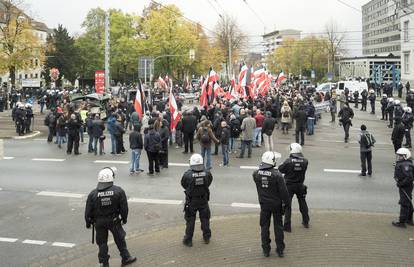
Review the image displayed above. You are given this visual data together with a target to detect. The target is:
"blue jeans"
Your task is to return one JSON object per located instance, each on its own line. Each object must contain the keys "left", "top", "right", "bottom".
{"left": 230, "top": 137, "right": 236, "bottom": 151}
{"left": 130, "top": 149, "right": 142, "bottom": 172}
{"left": 79, "top": 126, "right": 84, "bottom": 143}
{"left": 57, "top": 135, "right": 63, "bottom": 147}
{"left": 307, "top": 117, "right": 315, "bottom": 135}
{"left": 87, "top": 133, "right": 93, "bottom": 152}
{"left": 253, "top": 127, "right": 262, "bottom": 146}
{"left": 110, "top": 133, "right": 117, "bottom": 153}
{"left": 222, "top": 144, "right": 229, "bottom": 166}
{"left": 201, "top": 146, "right": 212, "bottom": 170}
{"left": 240, "top": 140, "right": 252, "bottom": 158}
{"left": 93, "top": 137, "right": 102, "bottom": 155}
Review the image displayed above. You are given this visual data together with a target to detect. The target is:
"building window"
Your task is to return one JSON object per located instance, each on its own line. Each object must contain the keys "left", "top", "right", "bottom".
{"left": 35, "top": 59, "right": 38, "bottom": 67}
{"left": 35, "top": 73, "right": 38, "bottom": 78}
{"left": 24, "top": 74, "right": 28, "bottom": 79}
{"left": 404, "top": 21, "right": 409, "bottom": 42}
{"left": 404, "top": 52, "right": 410, "bottom": 74}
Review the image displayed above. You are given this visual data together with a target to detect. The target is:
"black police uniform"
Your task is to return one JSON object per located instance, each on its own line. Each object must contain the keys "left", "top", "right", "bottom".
{"left": 394, "top": 159, "right": 414, "bottom": 225}
{"left": 14, "top": 107, "right": 26, "bottom": 135}
{"left": 181, "top": 168, "right": 213, "bottom": 244}
{"left": 85, "top": 181, "right": 134, "bottom": 265}
{"left": 253, "top": 166, "right": 290, "bottom": 256}
{"left": 278, "top": 153, "right": 309, "bottom": 231}
{"left": 402, "top": 112, "right": 413, "bottom": 148}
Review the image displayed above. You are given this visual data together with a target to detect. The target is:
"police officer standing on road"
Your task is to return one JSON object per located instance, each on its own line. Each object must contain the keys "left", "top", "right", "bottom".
{"left": 368, "top": 89, "right": 376, "bottom": 114}
{"left": 402, "top": 107, "right": 413, "bottom": 148}
{"left": 253, "top": 151, "right": 290, "bottom": 258}
{"left": 392, "top": 148, "right": 414, "bottom": 228}
{"left": 181, "top": 154, "right": 213, "bottom": 247}
{"left": 85, "top": 167, "right": 137, "bottom": 267}
{"left": 278, "top": 143, "right": 310, "bottom": 232}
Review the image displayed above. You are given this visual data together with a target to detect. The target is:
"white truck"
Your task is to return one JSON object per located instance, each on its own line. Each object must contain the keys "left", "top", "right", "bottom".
{"left": 336, "top": 81, "right": 368, "bottom": 102}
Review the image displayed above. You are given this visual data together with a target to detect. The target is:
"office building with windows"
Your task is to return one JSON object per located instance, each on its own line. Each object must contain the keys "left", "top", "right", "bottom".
{"left": 399, "top": 0, "right": 414, "bottom": 84}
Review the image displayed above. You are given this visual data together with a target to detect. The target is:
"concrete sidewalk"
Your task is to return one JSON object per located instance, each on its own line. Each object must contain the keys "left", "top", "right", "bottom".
{"left": 32, "top": 210, "right": 414, "bottom": 267}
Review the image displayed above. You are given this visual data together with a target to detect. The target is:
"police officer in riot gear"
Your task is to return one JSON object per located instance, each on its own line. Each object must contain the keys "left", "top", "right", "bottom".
{"left": 392, "top": 148, "right": 414, "bottom": 228}
{"left": 253, "top": 151, "right": 290, "bottom": 258}
{"left": 278, "top": 143, "right": 310, "bottom": 232}
{"left": 85, "top": 167, "right": 137, "bottom": 267}
{"left": 402, "top": 107, "right": 413, "bottom": 148}
{"left": 181, "top": 154, "right": 213, "bottom": 247}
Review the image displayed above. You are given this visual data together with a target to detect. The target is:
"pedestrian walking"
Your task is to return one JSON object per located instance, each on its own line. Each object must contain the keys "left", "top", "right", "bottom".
{"left": 144, "top": 124, "right": 161, "bottom": 175}
{"left": 294, "top": 105, "right": 307, "bottom": 146}
{"left": 181, "top": 154, "right": 213, "bottom": 247}
{"left": 392, "top": 148, "right": 414, "bottom": 228}
{"left": 280, "top": 101, "right": 291, "bottom": 134}
{"left": 229, "top": 114, "right": 241, "bottom": 153}
{"left": 182, "top": 111, "right": 197, "bottom": 154}
{"left": 278, "top": 143, "right": 310, "bottom": 232}
{"left": 254, "top": 110, "right": 265, "bottom": 147}
{"left": 129, "top": 125, "right": 144, "bottom": 174}
{"left": 329, "top": 97, "right": 337, "bottom": 122}
{"left": 338, "top": 103, "right": 354, "bottom": 143}
{"left": 196, "top": 119, "right": 219, "bottom": 170}
{"left": 84, "top": 167, "right": 137, "bottom": 267}
{"left": 253, "top": 151, "right": 290, "bottom": 257}
{"left": 358, "top": 125, "right": 376, "bottom": 176}
{"left": 92, "top": 114, "right": 105, "bottom": 156}
{"left": 262, "top": 111, "right": 276, "bottom": 152}
{"left": 219, "top": 121, "right": 230, "bottom": 167}
{"left": 66, "top": 114, "right": 81, "bottom": 155}
{"left": 238, "top": 110, "right": 256, "bottom": 158}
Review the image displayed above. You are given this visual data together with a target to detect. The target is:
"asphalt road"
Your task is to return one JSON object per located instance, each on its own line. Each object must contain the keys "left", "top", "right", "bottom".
{"left": 0, "top": 106, "right": 402, "bottom": 267}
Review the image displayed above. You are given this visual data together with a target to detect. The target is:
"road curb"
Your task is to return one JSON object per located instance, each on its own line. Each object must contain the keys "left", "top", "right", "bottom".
{"left": 11, "top": 131, "right": 41, "bottom": 140}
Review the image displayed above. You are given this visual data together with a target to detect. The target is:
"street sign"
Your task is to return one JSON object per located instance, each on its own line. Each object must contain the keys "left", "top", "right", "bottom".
{"left": 138, "top": 56, "right": 153, "bottom": 80}
{"left": 327, "top": 72, "right": 333, "bottom": 81}
{"left": 95, "top": 70, "right": 105, "bottom": 94}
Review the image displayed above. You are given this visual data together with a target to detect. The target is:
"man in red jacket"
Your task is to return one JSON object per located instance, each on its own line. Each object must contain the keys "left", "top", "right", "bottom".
{"left": 254, "top": 110, "right": 265, "bottom": 147}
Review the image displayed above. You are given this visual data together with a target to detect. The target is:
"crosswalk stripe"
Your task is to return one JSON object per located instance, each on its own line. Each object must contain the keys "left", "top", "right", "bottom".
{"left": 231, "top": 203, "right": 260, "bottom": 209}
{"left": 168, "top": 163, "right": 189, "bottom": 167}
{"left": 22, "top": 239, "right": 47, "bottom": 245}
{"left": 240, "top": 166, "right": 258, "bottom": 170}
{"left": 0, "top": 237, "right": 18, "bottom": 243}
{"left": 324, "top": 169, "right": 361, "bottom": 174}
{"left": 32, "top": 158, "right": 65, "bottom": 162}
{"left": 3, "top": 156, "right": 15, "bottom": 160}
{"left": 37, "top": 191, "right": 84, "bottom": 198}
{"left": 128, "top": 198, "right": 182, "bottom": 205}
{"left": 93, "top": 160, "right": 129, "bottom": 164}
{"left": 51, "top": 242, "right": 76, "bottom": 248}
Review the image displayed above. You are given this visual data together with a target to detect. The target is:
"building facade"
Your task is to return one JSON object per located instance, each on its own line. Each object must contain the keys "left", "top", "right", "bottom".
{"left": 339, "top": 55, "right": 401, "bottom": 85}
{"left": 0, "top": 1, "right": 49, "bottom": 90}
{"left": 362, "top": 0, "right": 401, "bottom": 56}
{"left": 262, "top": 29, "right": 301, "bottom": 60}
{"left": 399, "top": 0, "right": 414, "bottom": 84}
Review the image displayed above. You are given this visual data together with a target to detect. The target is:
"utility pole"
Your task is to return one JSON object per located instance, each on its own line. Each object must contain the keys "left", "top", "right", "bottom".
{"left": 104, "top": 12, "right": 110, "bottom": 92}
{"left": 228, "top": 33, "right": 232, "bottom": 82}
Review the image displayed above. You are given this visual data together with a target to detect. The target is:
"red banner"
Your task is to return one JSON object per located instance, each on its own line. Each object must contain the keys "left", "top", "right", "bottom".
{"left": 95, "top": 70, "right": 105, "bottom": 94}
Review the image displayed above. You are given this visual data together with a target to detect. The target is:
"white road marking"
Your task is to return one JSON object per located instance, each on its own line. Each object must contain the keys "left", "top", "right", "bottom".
{"left": 3, "top": 156, "right": 15, "bottom": 160}
{"left": 240, "top": 166, "right": 258, "bottom": 170}
{"left": 231, "top": 203, "right": 260, "bottom": 209}
{"left": 33, "top": 138, "right": 47, "bottom": 141}
{"left": 51, "top": 242, "right": 76, "bottom": 248}
{"left": 32, "top": 158, "right": 65, "bottom": 162}
{"left": 0, "top": 237, "right": 18, "bottom": 243}
{"left": 94, "top": 160, "right": 129, "bottom": 164}
{"left": 37, "top": 191, "right": 84, "bottom": 198}
{"left": 168, "top": 163, "right": 189, "bottom": 167}
{"left": 324, "top": 169, "right": 361, "bottom": 174}
{"left": 128, "top": 198, "right": 182, "bottom": 205}
{"left": 22, "top": 239, "right": 47, "bottom": 245}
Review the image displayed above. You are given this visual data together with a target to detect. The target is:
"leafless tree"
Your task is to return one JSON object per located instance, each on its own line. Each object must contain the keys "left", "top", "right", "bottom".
{"left": 325, "top": 20, "right": 345, "bottom": 77}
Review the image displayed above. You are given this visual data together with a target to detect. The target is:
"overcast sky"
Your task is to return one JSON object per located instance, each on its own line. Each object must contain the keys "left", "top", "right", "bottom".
{"left": 24, "top": 0, "right": 367, "bottom": 55}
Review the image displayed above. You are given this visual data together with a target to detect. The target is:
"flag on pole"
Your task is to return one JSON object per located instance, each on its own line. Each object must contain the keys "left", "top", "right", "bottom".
{"left": 169, "top": 86, "right": 181, "bottom": 130}
{"left": 134, "top": 79, "right": 145, "bottom": 120}
{"left": 276, "top": 71, "right": 287, "bottom": 86}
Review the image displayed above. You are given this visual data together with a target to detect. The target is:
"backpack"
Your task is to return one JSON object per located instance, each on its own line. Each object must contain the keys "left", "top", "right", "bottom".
{"left": 362, "top": 133, "right": 375, "bottom": 148}
{"left": 200, "top": 128, "right": 211, "bottom": 145}
{"left": 283, "top": 111, "right": 289, "bottom": 118}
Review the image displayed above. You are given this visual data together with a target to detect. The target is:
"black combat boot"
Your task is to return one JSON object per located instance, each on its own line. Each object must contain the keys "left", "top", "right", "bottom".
{"left": 121, "top": 256, "right": 137, "bottom": 266}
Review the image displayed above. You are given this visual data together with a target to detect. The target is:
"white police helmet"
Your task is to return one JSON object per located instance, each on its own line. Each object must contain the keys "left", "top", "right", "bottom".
{"left": 407, "top": 107, "right": 412, "bottom": 114}
{"left": 396, "top": 148, "right": 411, "bottom": 161}
{"left": 369, "top": 89, "right": 375, "bottom": 94}
{"left": 388, "top": 98, "right": 394, "bottom": 103}
{"left": 98, "top": 167, "right": 117, "bottom": 183}
{"left": 260, "top": 151, "right": 282, "bottom": 169}
{"left": 189, "top": 154, "right": 204, "bottom": 171}
{"left": 394, "top": 100, "right": 401, "bottom": 105}
{"left": 289, "top": 143, "right": 303, "bottom": 154}
{"left": 382, "top": 94, "right": 387, "bottom": 98}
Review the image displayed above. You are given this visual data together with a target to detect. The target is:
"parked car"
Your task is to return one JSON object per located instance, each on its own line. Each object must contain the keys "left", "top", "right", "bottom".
{"left": 336, "top": 81, "right": 368, "bottom": 102}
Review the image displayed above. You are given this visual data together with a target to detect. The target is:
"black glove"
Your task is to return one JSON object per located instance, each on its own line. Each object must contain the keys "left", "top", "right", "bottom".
{"left": 86, "top": 223, "right": 91, "bottom": 229}
{"left": 122, "top": 219, "right": 127, "bottom": 225}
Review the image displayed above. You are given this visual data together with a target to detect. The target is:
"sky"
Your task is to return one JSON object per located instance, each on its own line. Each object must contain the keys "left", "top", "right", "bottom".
{"left": 23, "top": 0, "right": 368, "bottom": 56}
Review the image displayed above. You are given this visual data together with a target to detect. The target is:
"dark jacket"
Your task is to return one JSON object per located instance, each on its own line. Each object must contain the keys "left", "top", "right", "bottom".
{"left": 230, "top": 118, "right": 242, "bottom": 138}
{"left": 294, "top": 108, "right": 307, "bottom": 129}
{"left": 392, "top": 122, "right": 406, "bottom": 143}
{"left": 181, "top": 169, "right": 213, "bottom": 207}
{"left": 144, "top": 129, "right": 161, "bottom": 153}
{"left": 220, "top": 126, "right": 231, "bottom": 145}
{"left": 338, "top": 107, "right": 354, "bottom": 123}
{"left": 91, "top": 119, "right": 105, "bottom": 138}
{"left": 159, "top": 125, "right": 170, "bottom": 152}
{"left": 182, "top": 114, "right": 197, "bottom": 134}
{"left": 113, "top": 121, "right": 125, "bottom": 137}
{"left": 66, "top": 118, "right": 81, "bottom": 136}
{"left": 278, "top": 154, "right": 309, "bottom": 185}
{"left": 129, "top": 130, "right": 143, "bottom": 149}
{"left": 253, "top": 168, "right": 290, "bottom": 210}
{"left": 394, "top": 159, "right": 414, "bottom": 188}
{"left": 84, "top": 184, "right": 129, "bottom": 225}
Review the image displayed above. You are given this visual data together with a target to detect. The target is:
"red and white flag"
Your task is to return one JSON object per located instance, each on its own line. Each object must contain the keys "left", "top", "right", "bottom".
{"left": 134, "top": 80, "right": 145, "bottom": 120}
{"left": 200, "top": 77, "right": 208, "bottom": 108}
{"left": 169, "top": 86, "right": 181, "bottom": 130}
{"left": 238, "top": 64, "right": 248, "bottom": 87}
{"left": 276, "top": 71, "right": 287, "bottom": 86}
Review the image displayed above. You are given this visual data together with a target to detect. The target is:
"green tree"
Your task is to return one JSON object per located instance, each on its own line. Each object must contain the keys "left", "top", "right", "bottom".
{"left": 0, "top": 0, "right": 44, "bottom": 87}
{"left": 44, "top": 25, "right": 78, "bottom": 86}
